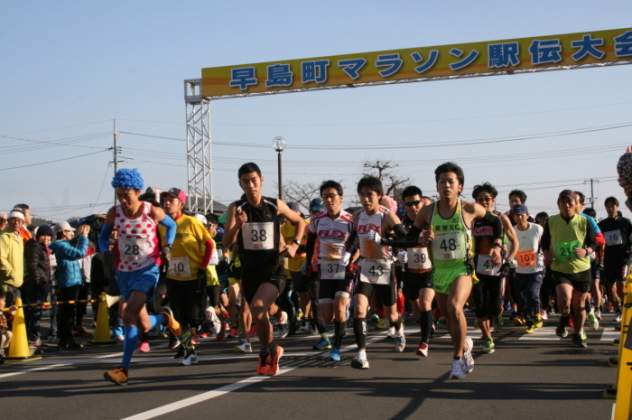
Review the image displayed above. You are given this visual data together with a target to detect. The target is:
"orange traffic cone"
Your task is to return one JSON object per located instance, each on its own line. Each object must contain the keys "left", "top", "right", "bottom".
{"left": 5, "top": 298, "right": 42, "bottom": 361}
{"left": 86, "top": 293, "right": 116, "bottom": 346}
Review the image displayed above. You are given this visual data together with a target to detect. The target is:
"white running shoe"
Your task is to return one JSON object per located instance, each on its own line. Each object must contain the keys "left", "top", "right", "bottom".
{"left": 387, "top": 326, "right": 397, "bottom": 338}
{"left": 463, "top": 337, "right": 474, "bottom": 373}
{"left": 416, "top": 343, "right": 429, "bottom": 357}
{"left": 205, "top": 307, "right": 222, "bottom": 335}
{"left": 351, "top": 354, "right": 370, "bottom": 369}
{"left": 450, "top": 357, "right": 466, "bottom": 379}
{"left": 179, "top": 350, "right": 198, "bottom": 366}
{"left": 234, "top": 339, "right": 252, "bottom": 353}
{"left": 394, "top": 325, "right": 406, "bottom": 353}
{"left": 275, "top": 311, "right": 289, "bottom": 339}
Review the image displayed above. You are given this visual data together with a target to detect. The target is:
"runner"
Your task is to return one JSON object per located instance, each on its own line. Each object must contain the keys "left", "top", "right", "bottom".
{"left": 100, "top": 168, "right": 182, "bottom": 386}
{"left": 159, "top": 188, "right": 215, "bottom": 366}
{"left": 598, "top": 197, "right": 632, "bottom": 324}
{"left": 222, "top": 162, "right": 305, "bottom": 376}
{"left": 542, "top": 190, "right": 597, "bottom": 348}
{"left": 470, "top": 183, "right": 518, "bottom": 353}
{"left": 350, "top": 176, "right": 406, "bottom": 369}
{"left": 512, "top": 204, "right": 545, "bottom": 334}
{"left": 395, "top": 186, "right": 435, "bottom": 357}
{"left": 402, "top": 163, "right": 503, "bottom": 379}
{"left": 304, "top": 180, "right": 358, "bottom": 361}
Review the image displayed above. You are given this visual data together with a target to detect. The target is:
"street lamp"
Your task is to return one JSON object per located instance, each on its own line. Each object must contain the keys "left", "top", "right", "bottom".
{"left": 272, "top": 136, "right": 286, "bottom": 199}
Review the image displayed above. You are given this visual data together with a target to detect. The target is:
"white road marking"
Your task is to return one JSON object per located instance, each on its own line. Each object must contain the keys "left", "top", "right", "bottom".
{"left": 600, "top": 328, "right": 620, "bottom": 342}
{"left": 0, "top": 363, "right": 70, "bottom": 379}
{"left": 519, "top": 327, "right": 561, "bottom": 341}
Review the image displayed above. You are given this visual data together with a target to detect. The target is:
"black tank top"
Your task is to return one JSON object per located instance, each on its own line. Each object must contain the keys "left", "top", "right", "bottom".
{"left": 235, "top": 196, "right": 283, "bottom": 278}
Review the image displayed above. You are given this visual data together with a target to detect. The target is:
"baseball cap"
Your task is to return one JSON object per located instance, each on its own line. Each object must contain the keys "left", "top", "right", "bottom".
{"left": 193, "top": 214, "right": 207, "bottom": 225}
{"left": 558, "top": 189, "right": 577, "bottom": 201}
{"left": 287, "top": 201, "right": 301, "bottom": 213}
{"left": 55, "top": 221, "right": 75, "bottom": 234}
{"left": 161, "top": 187, "right": 187, "bottom": 203}
{"left": 309, "top": 198, "right": 325, "bottom": 212}
{"left": 512, "top": 204, "right": 528, "bottom": 215}
{"left": 218, "top": 212, "right": 227, "bottom": 224}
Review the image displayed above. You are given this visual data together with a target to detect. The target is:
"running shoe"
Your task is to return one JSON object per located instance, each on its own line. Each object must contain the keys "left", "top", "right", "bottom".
{"left": 587, "top": 312, "right": 599, "bottom": 331}
{"left": 351, "top": 354, "right": 369, "bottom": 369}
{"left": 299, "top": 322, "right": 312, "bottom": 333}
{"left": 509, "top": 311, "right": 518, "bottom": 321}
{"left": 555, "top": 324, "right": 568, "bottom": 338}
{"left": 540, "top": 310, "right": 548, "bottom": 320}
{"left": 104, "top": 367, "right": 128, "bottom": 386}
{"left": 228, "top": 328, "right": 240, "bottom": 338}
{"left": 571, "top": 333, "right": 587, "bottom": 348}
{"left": 387, "top": 326, "right": 397, "bottom": 338}
{"left": 376, "top": 317, "right": 387, "bottom": 329}
{"left": 268, "top": 345, "right": 284, "bottom": 376}
{"left": 463, "top": 337, "right": 474, "bottom": 373}
{"left": 594, "top": 309, "right": 602, "bottom": 321}
{"left": 234, "top": 339, "right": 252, "bottom": 353}
{"left": 482, "top": 338, "right": 495, "bottom": 354}
{"left": 276, "top": 311, "right": 289, "bottom": 339}
{"left": 72, "top": 326, "right": 92, "bottom": 337}
{"left": 329, "top": 347, "right": 341, "bottom": 361}
{"left": 449, "top": 358, "right": 466, "bottom": 379}
{"left": 168, "top": 336, "right": 181, "bottom": 349}
{"left": 568, "top": 317, "right": 575, "bottom": 328}
{"left": 173, "top": 346, "right": 185, "bottom": 359}
{"left": 524, "top": 324, "right": 536, "bottom": 334}
{"left": 249, "top": 325, "right": 257, "bottom": 337}
{"left": 59, "top": 340, "right": 83, "bottom": 351}
{"left": 513, "top": 316, "right": 525, "bottom": 326}
{"left": 394, "top": 325, "right": 406, "bottom": 353}
{"left": 205, "top": 307, "right": 222, "bottom": 335}
{"left": 257, "top": 352, "right": 270, "bottom": 375}
{"left": 313, "top": 338, "right": 332, "bottom": 350}
{"left": 161, "top": 307, "right": 182, "bottom": 337}
{"left": 493, "top": 315, "right": 503, "bottom": 332}
{"left": 416, "top": 343, "right": 429, "bottom": 357}
{"left": 534, "top": 313, "right": 543, "bottom": 328}
{"left": 139, "top": 341, "right": 150, "bottom": 352}
{"left": 580, "top": 331, "right": 588, "bottom": 341}
{"left": 180, "top": 350, "right": 198, "bottom": 366}
{"left": 614, "top": 311, "right": 622, "bottom": 323}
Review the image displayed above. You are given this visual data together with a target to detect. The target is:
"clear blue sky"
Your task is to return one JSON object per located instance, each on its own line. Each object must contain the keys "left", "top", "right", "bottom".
{"left": 1, "top": 1, "right": 631, "bottom": 222}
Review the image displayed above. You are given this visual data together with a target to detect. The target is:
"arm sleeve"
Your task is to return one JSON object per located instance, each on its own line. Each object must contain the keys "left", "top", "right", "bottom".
{"left": 98, "top": 224, "right": 113, "bottom": 253}
{"left": 345, "top": 230, "right": 359, "bottom": 256}
{"left": 200, "top": 239, "right": 214, "bottom": 268}
{"left": 541, "top": 222, "right": 551, "bottom": 252}
{"left": 305, "top": 231, "right": 317, "bottom": 267}
{"left": 482, "top": 212, "right": 503, "bottom": 241}
{"left": 381, "top": 224, "right": 421, "bottom": 248}
{"left": 584, "top": 220, "right": 597, "bottom": 251}
{"left": 159, "top": 215, "right": 177, "bottom": 245}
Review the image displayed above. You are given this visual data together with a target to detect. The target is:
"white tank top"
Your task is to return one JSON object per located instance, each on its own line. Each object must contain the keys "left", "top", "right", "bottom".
{"left": 114, "top": 202, "right": 160, "bottom": 272}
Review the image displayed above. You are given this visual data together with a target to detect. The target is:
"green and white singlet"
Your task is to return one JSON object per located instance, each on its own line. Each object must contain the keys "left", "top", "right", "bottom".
{"left": 429, "top": 200, "right": 474, "bottom": 294}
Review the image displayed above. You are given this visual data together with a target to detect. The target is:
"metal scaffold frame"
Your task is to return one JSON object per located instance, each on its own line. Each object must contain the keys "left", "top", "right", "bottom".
{"left": 184, "top": 79, "right": 213, "bottom": 214}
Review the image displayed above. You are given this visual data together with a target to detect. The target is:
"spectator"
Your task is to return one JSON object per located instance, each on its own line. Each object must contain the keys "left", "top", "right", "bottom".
{"left": 0, "top": 289, "right": 13, "bottom": 363}
{"left": 0, "top": 212, "right": 7, "bottom": 231}
{"left": 12, "top": 203, "right": 33, "bottom": 242}
{"left": 0, "top": 210, "right": 27, "bottom": 309}
{"left": 24, "top": 224, "right": 53, "bottom": 347}
{"left": 50, "top": 221, "right": 89, "bottom": 350}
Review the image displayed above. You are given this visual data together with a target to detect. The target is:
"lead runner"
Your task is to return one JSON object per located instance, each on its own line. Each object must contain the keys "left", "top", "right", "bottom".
{"left": 223, "top": 162, "right": 305, "bottom": 376}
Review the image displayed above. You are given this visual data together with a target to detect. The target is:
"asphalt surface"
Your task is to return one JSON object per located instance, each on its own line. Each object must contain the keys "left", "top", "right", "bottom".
{"left": 0, "top": 312, "right": 622, "bottom": 420}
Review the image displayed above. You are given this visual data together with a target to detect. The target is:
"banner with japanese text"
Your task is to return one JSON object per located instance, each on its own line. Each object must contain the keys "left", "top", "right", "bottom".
{"left": 201, "top": 28, "right": 632, "bottom": 98}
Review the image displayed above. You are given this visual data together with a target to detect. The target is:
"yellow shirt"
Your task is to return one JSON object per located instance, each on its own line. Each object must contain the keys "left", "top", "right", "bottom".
{"left": 281, "top": 219, "right": 309, "bottom": 272}
{"left": 159, "top": 214, "right": 211, "bottom": 281}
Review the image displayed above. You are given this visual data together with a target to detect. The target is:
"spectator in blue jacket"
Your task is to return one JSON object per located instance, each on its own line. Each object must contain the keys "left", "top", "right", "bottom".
{"left": 50, "top": 221, "right": 89, "bottom": 350}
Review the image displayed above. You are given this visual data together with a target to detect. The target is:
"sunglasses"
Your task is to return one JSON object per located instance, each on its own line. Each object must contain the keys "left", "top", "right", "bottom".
{"left": 476, "top": 197, "right": 494, "bottom": 202}
{"left": 404, "top": 200, "right": 421, "bottom": 207}
{"left": 321, "top": 193, "right": 339, "bottom": 199}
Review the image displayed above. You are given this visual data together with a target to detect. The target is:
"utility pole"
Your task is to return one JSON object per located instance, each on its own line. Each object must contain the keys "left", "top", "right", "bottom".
{"left": 112, "top": 119, "right": 121, "bottom": 205}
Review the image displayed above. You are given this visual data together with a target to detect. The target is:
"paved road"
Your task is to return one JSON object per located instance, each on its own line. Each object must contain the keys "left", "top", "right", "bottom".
{"left": 0, "top": 312, "right": 621, "bottom": 420}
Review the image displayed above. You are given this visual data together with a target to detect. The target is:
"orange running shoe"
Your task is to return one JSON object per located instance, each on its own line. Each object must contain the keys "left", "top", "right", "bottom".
{"left": 104, "top": 367, "right": 129, "bottom": 386}
{"left": 268, "top": 345, "right": 284, "bottom": 376}
{"left": 257, "top": 352, "right": 270, "bottom": 375}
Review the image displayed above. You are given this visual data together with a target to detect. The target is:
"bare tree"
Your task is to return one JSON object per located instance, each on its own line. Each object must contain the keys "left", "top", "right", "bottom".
{"left": 279, "top": 180, "right": 321, "bottom": 212}
{"left": 363, "top": 160, "right": 410, "bottom": 201}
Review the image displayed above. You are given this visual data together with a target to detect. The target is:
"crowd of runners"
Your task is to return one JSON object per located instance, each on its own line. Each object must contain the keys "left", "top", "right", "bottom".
{"left": 1, "top": 158, "right": 631, "bottom": 386}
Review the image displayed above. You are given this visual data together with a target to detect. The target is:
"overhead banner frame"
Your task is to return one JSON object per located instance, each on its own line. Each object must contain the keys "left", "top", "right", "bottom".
{"left": 201, "top": 27, "right": 632, "bottom": 100}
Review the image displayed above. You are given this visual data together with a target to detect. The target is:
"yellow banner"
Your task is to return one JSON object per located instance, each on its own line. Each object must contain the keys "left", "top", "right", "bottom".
{"left": 201, "top": 28, "right": 632, "bottom": 98}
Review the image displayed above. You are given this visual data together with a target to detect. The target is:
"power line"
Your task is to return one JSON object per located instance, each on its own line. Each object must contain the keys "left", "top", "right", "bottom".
{"left": 0, "top": 150, "right": 109, "bottom": 171}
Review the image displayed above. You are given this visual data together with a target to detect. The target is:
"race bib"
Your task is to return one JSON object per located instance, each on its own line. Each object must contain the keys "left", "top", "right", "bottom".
{"left": 407, "top": 247, "right": 432, "bottom": 270}
{"left": 168, "top": 257, "right": 192, "bottom": 278}
{"left": 320, "top": 259, "right": 345, "bottom": 280}
{"left": 476, "top": 254, "right": 501, "bottom": 276}
{"left": 242, "top": 222, "right": 274, "bottom": 250}
{"left": 432, "top": 231, "right": 466, "bottom": 261}
{"left": 604, "top": 230, "right": 623, "bottom": 246}
{"left": 360, "top": 259, "right": 392, "bottom": 285}
{"left": 118, "top": 236, "right": 149, "bottom": 262}
{"left": 556, "top": 240, "right": 581, "bottom": 262}
{"left": 516, "top": 249, "right": 537, "bottom": 267}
